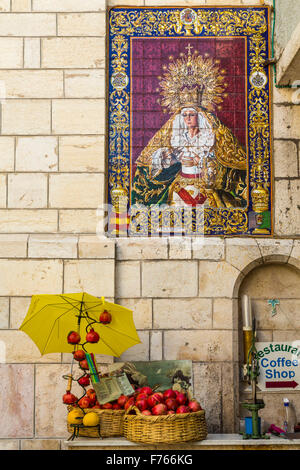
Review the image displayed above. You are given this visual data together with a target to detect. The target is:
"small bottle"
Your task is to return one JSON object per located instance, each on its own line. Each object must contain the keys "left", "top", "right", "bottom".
{"left": 283, "top": 398, "right": 290, "bottom": 433}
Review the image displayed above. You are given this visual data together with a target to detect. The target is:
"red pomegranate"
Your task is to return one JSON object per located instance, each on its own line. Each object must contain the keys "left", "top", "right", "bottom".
{"left": 136, "top": 399, "right": 148, "bottom": 412}
{"left": 147, "top": 392, "right": 163, "bottom": 408}
{"left": 163, "top": 389, "right": 177, "bottom": 400}
{"left": 86, "top": 328, "right": 100, "bottom": 344}
{"left": 117, "top": 395, "right": 129, "bottom": 408}
{"left": 140, "top": 386, "right": 152, "bottom": 395}
{"left": 78, "top": 375, "right": 90, "bottom": 387}
{"left": 176, "top": 392, "right": 187, "bottom": 406}
{"left": 99, "top": 311, "right": 112, "bottom": 325}
{"left": 136, "top": 392, "right": 148, "bottom": 401}
{"left": 188, "top": 400, "right": 202, "bottom": 412}
{"left": 73, "top": 349, "right": 85, "bottom": 361}
{"left": 124, "top": 397, "right": 135, "bottom": 410}
{"left": 92, "top": 404, "right": 101, "bottom": 409}
{"left": 63, "top": 392, "right": 78, "bottom": 405}
{"left": 67, "top": 331, "right": 81, "bottom": 345}
{"left": 102, "top": 403, "right": 113, "bottom": 410}
{"left": 176, "top": 405, "right": 190, "bottom": 414}
{"left": 152, "top": 403, "right": 167, "bottom": 415}
{"left": 113, "top": 403, "right": 122, "bottom": 410}
{"left": 165, "top": 398, "right": 178, "bottom": 411}
{"left": 86, "top": 388, "right": 96, "bottom": 397}
{"left": 78, "top": 397, "right": 90, "bottom": 408}
{"left": 142, "top": 410, "right": 152, "bottom": 416}
{"left": 79, "top": 359, "right": 89, "bottom": 370}
{"left": 167, "top": 410, "right": 175, "bottom": 415}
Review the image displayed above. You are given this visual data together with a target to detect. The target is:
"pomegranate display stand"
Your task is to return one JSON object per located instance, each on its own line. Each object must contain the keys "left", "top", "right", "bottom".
{"left": 68, "top": 424, "right": 101, "bottom": 441}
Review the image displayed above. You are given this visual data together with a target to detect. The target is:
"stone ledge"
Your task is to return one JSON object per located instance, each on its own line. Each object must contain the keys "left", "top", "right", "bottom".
{"left": 277, "top": 20, "right": 300, "bottom": 85}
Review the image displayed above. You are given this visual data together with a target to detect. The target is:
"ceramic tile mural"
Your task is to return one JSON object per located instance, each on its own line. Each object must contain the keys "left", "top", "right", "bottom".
{"left": 107, "top": 6, "right": 272, "bottom": 237}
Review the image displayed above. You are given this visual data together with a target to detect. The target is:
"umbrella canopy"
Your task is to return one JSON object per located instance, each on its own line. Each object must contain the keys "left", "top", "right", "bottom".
{"left": 19, "top": 292, "right": 141, "bottom": 357}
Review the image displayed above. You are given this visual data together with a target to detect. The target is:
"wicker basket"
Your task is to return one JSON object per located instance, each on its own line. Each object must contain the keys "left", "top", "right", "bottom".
{"left": 123, "top": 406, "right": 207, "bottom": 444}
{"left": 67, "top": 406, "right": 125, "bottom": 438}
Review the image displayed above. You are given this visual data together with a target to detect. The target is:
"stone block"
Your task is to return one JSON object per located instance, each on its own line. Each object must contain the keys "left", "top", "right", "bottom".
{"left": 273, "top": 140, "right": 298, "bottom": 178}
{"left": 0, "top": 38, "right": 23, "bottom": 68}
{"left": 21, "top": 440, "right": 60, "bottom": 450}
{"left": 145, "top": 0, "right": 206, "bottom": 4}
{"left": 35, "top": 364, "right": 72, "bottom": 438}
{"left": 11, "top": 0, "right": 31, "bottom": 11}
{"left": 2, "top": 100, "right": 51, "bottom": 135}
{"left": 0, "top": 13, "right": 56, "bottom": 36}
{"left": 0, "top": 440, "right": 19, "bottom": 450}
{"left": 275, "top": 180, "right": 300, "bottom": 236}
{"left": 59, "top": 209, "right": 98, "bottom": 233}
{"left": 0, "top": 0, "right": 10, "bottom": 11}
{"left": 59, "top": 136, "right": 104, "bottom": 172}
{"left": 49, "top": 174, "right": 103, "bottom": 209}
{"left": 0, "top": 297, "right": 9, "bottom": 328}
{"left": 251, "top": 299, "right": 300, "bottom": 330}
{"left": 24, "top": 38, "right": 40, "bottom": 69}
{"left": 8, "top": 173, "right": 47, "bottom": 208}
{"left": 153, "top": 298, "right": 212, "bottom": 329}
{"left": 225, "top": 238, "right": 262, "bottom": 273}
{"left": 115, "top": 330, "right": 149, "bottom": 362}
{"left": 221, "top": 363, "right": 236, "bottom": 433}
{"left": 239, "top": 263, "right": 300, "bottom": 298}
{"left": 0, "top": 364, "right": 34, "bottom": 438}
{"left": 0, "top": 331, "right": 61, "bottom": 362}
{"left": 52, "top": 99, "right": 104, "bottom": 134}
{"left": 192, "top": 237, "right": 225, "bottom": 260}
{"left": 115, "top": 261, "right": 140, "bottom": 298}
{"left": 10, "top": 297, "right": 31, "bottom": 329}
{"left": 256, "top": 238, "right": 294, "bottom": 262}
{"left": 193, "top": 362, "right": 222, "bottom": 433}
{"left": 16, "top": 137, "right": 58, "bottom": 172}
{"left": 168, "top": 237, "right": 192, "bottom": 259}
{"left": 213, "top": 298, "right": 234, "bottom": 330}
{"left": 116, "top": 298, "right": 152, "bottom": 329}
{"left": 58, "top": 13, "right": 105, "bottom": 36}
{"left": 78, "top": 235, "right": 115, "bottom": 259}
{"left": 256, "top": 330, "right": 272, "bottom": 342}
{"left": 33, "top": 0, "right": 105, "bottom": 11}
{"left": 108, "top": 0, "right": 143, "bottom": 5}
{"left": 274, "top": 105, "right": 300, "bottom": 139}
{"left": 150, "top": 331, "right": 162, "bottom": 361}
{"left": 273, "top": 330, "right": 300, "bottom": 341}
{"left": 0, "top": 234, "right": 28, "bottom": 258}
{"left": 0, "top": 174, "right": 6, "bottom": 208}
{"left": 64, "top": 259, "right": 115, "bottom": 297}
{"left": 290, "top": 240, "right": 300, "bottom": 269}
{"left": 198, "top": 261, "right": 241, "bottom": 298}
{"left": 28, "top": 234, "right": 78, "bottom": 258}
{"left": 142, "top": 261, "right": 198, "bottom": 298}
{"left": 42, "top": 38, "right": 105, "bottom": 68}
{"left": 164, "top": 330, "right": 233, "bottom": 362}
{"left": 0, "top": 137, "right": 14, "bottom": 171}
{"left": 116, "top": 238, "right": 168, "bottom": 260}
{"left": 0, "top": 259, "right": 62, "bottom": 295}
{"left": 0, "top": 209, "right": 57, "bottom": 233}
{"left": 0, "top": 70, "right": 63, "bottom": 98}
{"left": 64, "top": 70, "right": 105, "bottom": 98}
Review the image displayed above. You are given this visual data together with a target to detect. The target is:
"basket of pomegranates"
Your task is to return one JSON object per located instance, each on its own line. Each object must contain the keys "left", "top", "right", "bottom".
{"left": 123, "top": 387, "right": 207, "bottom": 444}
{"left": 67, "top": 391, "right": 128, "bottom": 438}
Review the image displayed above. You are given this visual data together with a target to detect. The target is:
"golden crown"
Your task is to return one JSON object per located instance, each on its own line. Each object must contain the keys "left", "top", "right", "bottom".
{"left": 157, "top": 44, "right": 228, "bottom": 113}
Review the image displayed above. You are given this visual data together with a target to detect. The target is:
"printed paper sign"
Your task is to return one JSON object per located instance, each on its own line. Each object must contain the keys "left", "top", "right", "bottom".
{"left": 256, "top": 342, "right": 300, "bottom": 391}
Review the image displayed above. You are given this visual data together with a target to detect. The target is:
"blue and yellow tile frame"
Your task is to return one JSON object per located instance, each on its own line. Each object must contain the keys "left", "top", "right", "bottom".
{"left": 107, "top": 6, "right": 272, "bottom": 237}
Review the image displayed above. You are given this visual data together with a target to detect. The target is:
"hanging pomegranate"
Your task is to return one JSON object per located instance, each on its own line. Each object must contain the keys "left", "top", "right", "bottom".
{"left": 99, "top": 311, "right": 112, "bottom": 325}
{"left": 78, "top": 375, "right": 90, "bottom": 387}
{"left": 63, "top": 392, "right": 78, "bottom": 405}
{"left": 67, "top": 331, "right": 81, "bottom": 345}
{"left": 79, "top": 359, "right": 89, "bottom": 370}
{"left": 73, "top": 350, "right": 85, "bottom": 361}
{"left": 86, "top": 328, "right": 100, "bottom": 343}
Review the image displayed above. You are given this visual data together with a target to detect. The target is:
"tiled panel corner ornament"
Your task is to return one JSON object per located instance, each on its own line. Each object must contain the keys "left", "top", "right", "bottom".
{"left": 107, "top": 6, "right": 272, "bottom": 237}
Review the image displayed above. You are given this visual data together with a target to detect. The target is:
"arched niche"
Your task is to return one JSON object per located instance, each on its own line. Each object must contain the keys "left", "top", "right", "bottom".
{"left": 237, "top": 260, "right": 300, "bottom": 432}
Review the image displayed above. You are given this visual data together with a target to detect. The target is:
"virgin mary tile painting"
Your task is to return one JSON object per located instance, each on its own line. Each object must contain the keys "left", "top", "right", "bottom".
{"left": 108, "top": 7, "right": 272, "bottom": 236}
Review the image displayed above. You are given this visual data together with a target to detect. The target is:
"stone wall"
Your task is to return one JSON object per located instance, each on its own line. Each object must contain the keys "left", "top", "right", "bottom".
{"left": 0, "top": 0, "right": 299, "bottom": 450}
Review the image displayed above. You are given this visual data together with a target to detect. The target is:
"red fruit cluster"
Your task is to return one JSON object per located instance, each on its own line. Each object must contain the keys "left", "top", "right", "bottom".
{"left": 96, "top": 387, "right": 202, "bottom": 416}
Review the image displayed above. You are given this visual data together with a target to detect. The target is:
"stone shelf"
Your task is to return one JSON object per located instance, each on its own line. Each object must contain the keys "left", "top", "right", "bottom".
{"left": 65, "top": 434, "right": 300, "bottom": 451}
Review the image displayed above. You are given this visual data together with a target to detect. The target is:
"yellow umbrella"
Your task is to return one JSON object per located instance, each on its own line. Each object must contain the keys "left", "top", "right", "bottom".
{"left": 19, "top": 292, "right": 141, "bottom": 357}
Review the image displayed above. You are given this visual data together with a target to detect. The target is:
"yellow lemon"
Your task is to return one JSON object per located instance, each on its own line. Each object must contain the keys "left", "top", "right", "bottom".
{"left": 83, "top": 412, "right": 100, "bottom": 427}
{"left": 67, "top": 408, "right": 84, "bottom": 425}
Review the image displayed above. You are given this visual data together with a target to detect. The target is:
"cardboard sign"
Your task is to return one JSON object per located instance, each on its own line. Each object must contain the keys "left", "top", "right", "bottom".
{"left": 256, "top": 342, "right": 300, "bottom": 391}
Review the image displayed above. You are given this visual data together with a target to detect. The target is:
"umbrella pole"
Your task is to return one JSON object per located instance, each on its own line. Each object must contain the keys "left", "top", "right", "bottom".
{"left": 67, "top": 302, "right": 84, "bottom": 393}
